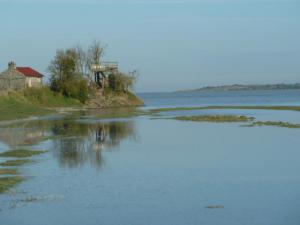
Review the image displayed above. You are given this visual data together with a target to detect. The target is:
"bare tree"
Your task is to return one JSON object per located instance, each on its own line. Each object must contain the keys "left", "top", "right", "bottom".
{"left": 75, "top": 45, "right": 88, "bottom": 77}
{"left": 125, "top": 70, "right": 139, "bottom": 91}
{"left": 87, "top": 40, "right": 107, "bottom": 68}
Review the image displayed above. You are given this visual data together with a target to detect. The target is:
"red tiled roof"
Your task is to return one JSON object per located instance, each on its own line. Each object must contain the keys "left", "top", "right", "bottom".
{"left": 16, "top": 67, "right": 44, "bottom": 78}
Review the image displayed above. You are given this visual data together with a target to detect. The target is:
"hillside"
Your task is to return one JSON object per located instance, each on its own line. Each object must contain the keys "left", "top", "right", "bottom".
{"left": 177, "top": 83, "right": 300, "bottom": 92}
{"left": 86, "top": 90, "right": 144, "bottom": 108}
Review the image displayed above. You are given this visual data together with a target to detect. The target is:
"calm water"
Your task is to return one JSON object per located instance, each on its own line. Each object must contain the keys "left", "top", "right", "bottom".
{"left": 138, "top": 89, "right": 300, "bottom": 108}
{"left": 1, "top": 90, "right": 300, "bottom": 225}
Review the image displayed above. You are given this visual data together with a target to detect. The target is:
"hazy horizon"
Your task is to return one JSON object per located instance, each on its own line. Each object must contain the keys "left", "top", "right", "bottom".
{"left": 0, "top": 0, "right": 299, "bottom": 92}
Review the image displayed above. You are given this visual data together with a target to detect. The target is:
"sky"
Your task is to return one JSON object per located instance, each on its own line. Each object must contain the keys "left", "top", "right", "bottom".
{"left": 0, "top": 0, "right": 299, "bottom": 92}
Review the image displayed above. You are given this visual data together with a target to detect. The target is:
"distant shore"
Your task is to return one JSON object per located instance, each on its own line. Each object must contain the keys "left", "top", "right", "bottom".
{"left": 177, "top": 83, "right": 300, "bottom": 92}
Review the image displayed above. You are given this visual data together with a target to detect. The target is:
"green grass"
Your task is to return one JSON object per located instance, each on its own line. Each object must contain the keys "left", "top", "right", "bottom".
{"left": 246, "top": 121, "right": 300, "bottom": 128}
{"left": 0, "top": 95, "right": 53, "bottom": 121}
{"left": 0, "top": 159, "right": 32, "bottom": 166}
{"left": 0, "top": 87, "right": 82, "bottom": 121}
{"left": 22, "top": 87, "right": 82, "bottom": 107}
{"left": 0, "top": 168, "right": 18, "bottom": 175}
{"left": 149, "top": 106, "right": 300, "bottom": 113}
{"left": 0, "top": 149, "right": 46, "bottom": 158}
{"left": 173, "top": 115, "right": 254, "bottom": 123}
{"left": 0, "top": 176, "right": 24, "bottom": 194}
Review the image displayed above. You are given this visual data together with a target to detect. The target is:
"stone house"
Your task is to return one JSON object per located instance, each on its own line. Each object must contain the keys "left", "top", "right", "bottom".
{"left": 0, "top": 62, "right": 43, "bottom": 90}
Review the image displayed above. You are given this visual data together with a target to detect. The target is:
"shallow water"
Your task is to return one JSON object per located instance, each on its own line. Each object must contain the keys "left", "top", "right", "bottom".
{"left": 1, "top": 90, "right": 300, "bottom": 225}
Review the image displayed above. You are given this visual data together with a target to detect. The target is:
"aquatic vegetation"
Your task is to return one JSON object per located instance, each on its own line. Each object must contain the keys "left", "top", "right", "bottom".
{"left": 0, "top": 176, "right": 24, "bottom": 194}
{"left": 246, "top": 121, "right": 300, "bottom": 129}
{"left": 0, "top": 150, "right": 46, "bottom": 194}
{"left": 0, "top": 149, "right": 46, "bottom": 158}
{"left": 149, "top": 105, "right": 300, "bottom": 113}
{"left": 0, "top": 159, "right": 32, "bottom": 166}
{"left": 173, "top": 115, "right": 254, "bottom": 123}
{"left": 0, "top": 168, "right": 18, "bottom": 175}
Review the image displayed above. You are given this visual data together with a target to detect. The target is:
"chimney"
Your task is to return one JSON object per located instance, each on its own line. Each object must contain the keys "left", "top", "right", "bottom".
{"left": 8, "top": 61, "right": 16, "bottom": 70}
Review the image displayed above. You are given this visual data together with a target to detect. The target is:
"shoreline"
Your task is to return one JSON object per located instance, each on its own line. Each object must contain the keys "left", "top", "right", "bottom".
{"left": 1, "top": 104, "right": 300, "bottom": 125}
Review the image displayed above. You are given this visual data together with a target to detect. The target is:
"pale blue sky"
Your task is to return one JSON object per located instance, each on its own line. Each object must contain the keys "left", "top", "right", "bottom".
{"left": 0, "top": 0, "right": 299, "bottom": 92}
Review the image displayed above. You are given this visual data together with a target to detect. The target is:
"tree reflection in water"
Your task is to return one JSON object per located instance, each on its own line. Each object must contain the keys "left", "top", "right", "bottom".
{"left": 50, "top": 120, "right": 138, "bottom": 168}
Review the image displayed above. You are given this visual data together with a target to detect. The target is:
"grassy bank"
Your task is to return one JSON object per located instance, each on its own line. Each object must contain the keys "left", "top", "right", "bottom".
{"left": 0, "top": 87, "right": 143, "bottom": 122}
{"left": 0, "top": 87, "right": 82, "bottom": 121}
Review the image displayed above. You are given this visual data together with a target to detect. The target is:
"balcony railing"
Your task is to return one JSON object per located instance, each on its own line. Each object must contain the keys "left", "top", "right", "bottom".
{"left": 91, "top": 62, "right": 118, "bottom": 72}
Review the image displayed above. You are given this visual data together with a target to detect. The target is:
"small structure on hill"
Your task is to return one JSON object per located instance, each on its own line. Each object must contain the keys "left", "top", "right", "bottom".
{"left": 0, "top": 62, "right": 43, "bottom": 90}
{"left": 91, "top": 62, "right": 118, "bottom": 89}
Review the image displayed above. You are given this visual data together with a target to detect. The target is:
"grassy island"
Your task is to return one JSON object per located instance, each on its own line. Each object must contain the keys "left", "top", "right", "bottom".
{"left": 0, "top": 176, "right": 24, "bottom": 194}
{"left": 173, "top": 115, "right": 254, "bottom": 123}
{"left": 245, "top": 121, "right": 300, "bottom": 129}
{"left": 0, "top": 149, "right": 46, "bottom": 194}
{"left": 0, "top": 159, "right": 32, "bottom": 167}
{"left": 0, "top": 149, "right": 46, "bottom": 158}
{"left": 0, "top": 41, "right": 143, "bottom": 122}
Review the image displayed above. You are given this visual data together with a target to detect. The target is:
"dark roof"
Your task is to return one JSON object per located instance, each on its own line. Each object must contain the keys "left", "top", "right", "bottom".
{"left": 16, "top": 67, "right": 43, "bottom": 78}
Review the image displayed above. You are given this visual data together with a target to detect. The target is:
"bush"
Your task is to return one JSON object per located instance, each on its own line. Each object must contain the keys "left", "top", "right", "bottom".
{"left": 48, "top": 48, "right": 90, "bottom": 103}
{"left": 53, "top": 78, "right": 89, "bottom": 103}
{"left": 108, "top": 72, "right": 136, "bottom": 92}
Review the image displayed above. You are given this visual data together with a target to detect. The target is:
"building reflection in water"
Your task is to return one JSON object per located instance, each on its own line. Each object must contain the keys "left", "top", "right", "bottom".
{"left": 0, "top": 119, "right": 138, "bottom": 168}
{"left": 0, "top": 122, "right": 47, "bottom": 147}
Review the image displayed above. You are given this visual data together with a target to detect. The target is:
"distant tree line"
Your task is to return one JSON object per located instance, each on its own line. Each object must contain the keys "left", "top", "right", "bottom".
{"left": 48, "top": 41, "right": 137, "bottom": 103}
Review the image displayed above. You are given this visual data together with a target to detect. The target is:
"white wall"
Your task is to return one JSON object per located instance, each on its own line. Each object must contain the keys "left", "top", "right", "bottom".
{"left": 25, "top": 77, "right": 42, "bottom": 87}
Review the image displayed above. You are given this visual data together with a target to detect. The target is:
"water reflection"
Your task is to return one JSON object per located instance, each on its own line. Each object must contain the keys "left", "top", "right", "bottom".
{"left": 0, "top": 118, "right": 138, "bottom": 168}
{"left": 0, "top": 122, "right": 47, "bottom": 147}
{"left": 51, "top": 121, "right": 137, "bottom": 168}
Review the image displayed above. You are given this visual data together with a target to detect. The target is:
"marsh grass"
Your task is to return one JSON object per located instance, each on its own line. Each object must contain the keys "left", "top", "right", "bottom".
{"left": 0, "top": 159, "right": 32, "bottom": 166}
{"left": 245, "top": 121, "right": 300, "bottom": 128}
{"left": 174, "top": 115, "right": 254, "bottom": 123}
{"left": 0, "top": 168, "right": 18, "bottom": 175}
{"left": 0, "top": 176, "right": 24, "bottom": 194}
{"left": 0, "top": 149, "right": 46, "bottom": 158}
